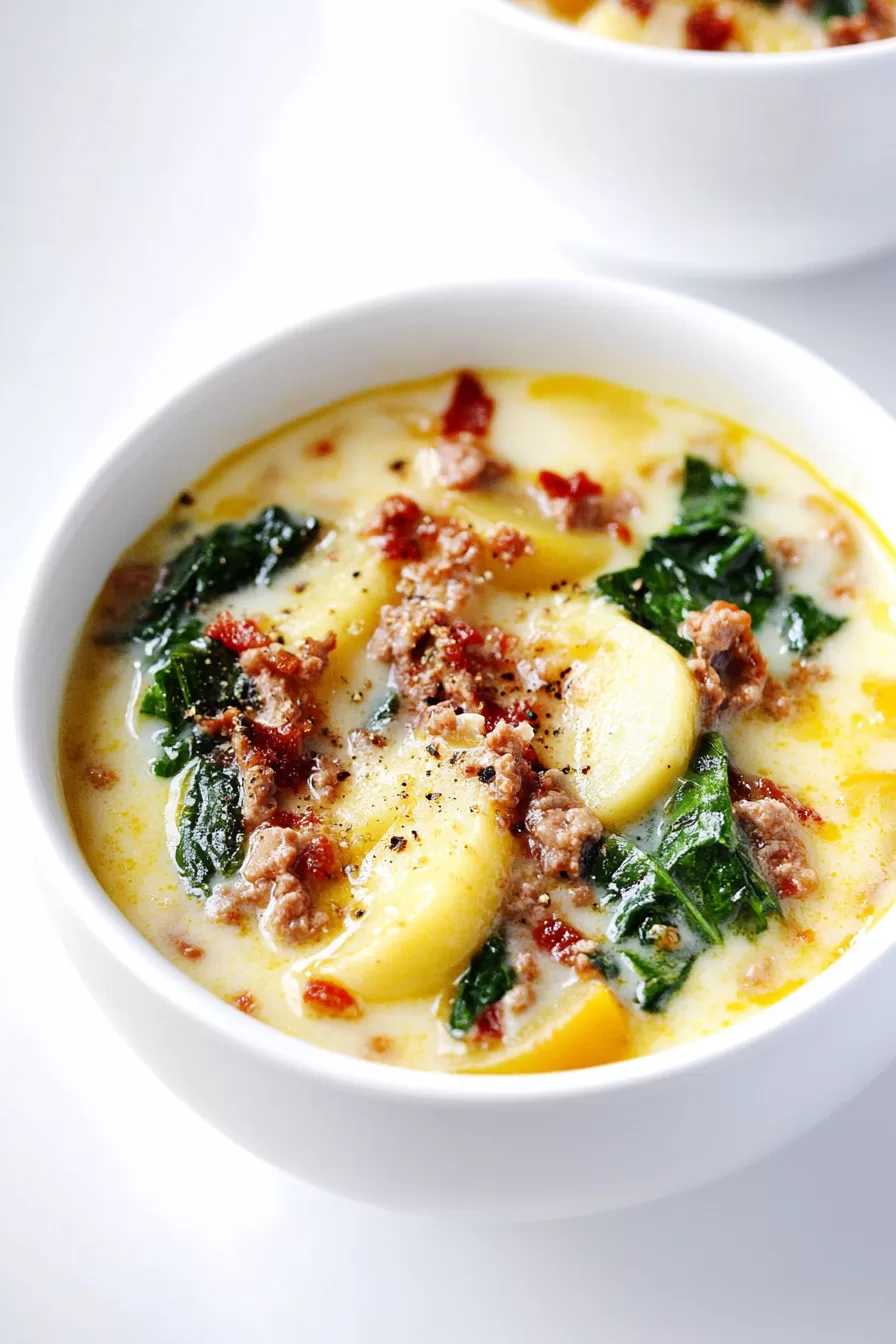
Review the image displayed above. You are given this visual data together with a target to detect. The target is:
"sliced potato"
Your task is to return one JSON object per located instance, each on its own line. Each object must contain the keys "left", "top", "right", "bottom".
{"left": 309, "top": 762, "right": 513, "bottom": 1002}
{"left": 451, "top": 490, "right": 612, "bottom": 592}
{"left": 528, "top": 598, "right": 698, "bottom": 829}
{"left": 276, "top": 527, "right": 395, "bottom": 687}
{"left": 456, "top": 978, "right": 629, "bottom": 1075}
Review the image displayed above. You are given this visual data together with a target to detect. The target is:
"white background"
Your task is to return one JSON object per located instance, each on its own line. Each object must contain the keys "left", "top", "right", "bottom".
{"left": 4, "top": 3, "right": 896, "bottom": 1339}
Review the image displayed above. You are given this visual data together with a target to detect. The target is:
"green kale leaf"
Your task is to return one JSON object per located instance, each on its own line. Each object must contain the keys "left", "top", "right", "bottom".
{"left": 676, "top": 455, "right": 747, "bottom": 531}
{"left": 366, "top": 688, "right": 400, "bottom": 733}
{"left": 583, "top": 833, "right": 720, "bottom": 947}
{"left": 657, "top": 732, "right": 779, "bottom": 936}
{"left": 813, "top": 0, "right": 864, "bottom": 19}
{"left": 591, "top": 944, "right": 695, "bottom": 1013}
{"left": 449, "top": 933, "right": 516, "bottom": 1036}
{"left": 175, "top": 756, "right": 245, "bottom": 897}
{"left": 778, "top": 594, "right": 847, "bottom": 657}
{"left": 129, "top": 505, "right": 319, "bottom": 649}
{"left": 595, "top": 457, "right": 777, "bottom": 649}
{"left": 139, "top": 630, "right": 255, "bottom": 776}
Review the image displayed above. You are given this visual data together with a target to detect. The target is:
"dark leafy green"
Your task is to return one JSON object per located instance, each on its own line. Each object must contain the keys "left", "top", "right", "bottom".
{"left": 366, "top": 688, "right": 400, "bottom": 733}
{"left": 596, "top": 457, "right": 777, "bottom": 650}
{"left": 584, "top": 734, "right": 780, "bottom": 1011}
{"left": 813, "top": 0, "right": 864, "bottom": 19}
{"left": 778, "top": 594, "right": 846, "bottom": 657}
{"left": 591, "top": 944, "right": 695, "bottom": 1013}
{"left": 175, "top": 756, "right": 245, "bottom": 897}
{"left": 449, "top": 934, "right": 516, "bottom": 1036}
{"left": 657, "top": 733, "right": 779, "bottom": 937}
{"left": 583, "top": 834, "right": 719, "bottom": 947}
{"left": 127, "top": 505, "right": 319, "bottom": 650}
{"left": 139, "top": 630, "right": 255, "bottom": 776}
{"left": 677, "top": 456, "right": 747, "bottom": 531}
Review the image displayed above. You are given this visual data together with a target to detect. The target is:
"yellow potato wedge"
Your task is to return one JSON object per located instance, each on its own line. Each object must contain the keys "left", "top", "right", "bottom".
{"left": 529, "top": 598, "right": 698, "bottom": 828}
{"left": 452, "top": 490, "right": 611, "bottom": 592}
{"left": 311, "top": 769, "right": 513, "bottom": 1002}
{"left": 275, "top": 528, "right": 396, "bottom": 687}
{"left": 456, "top": 978, "right": 629, "bottom": 1074}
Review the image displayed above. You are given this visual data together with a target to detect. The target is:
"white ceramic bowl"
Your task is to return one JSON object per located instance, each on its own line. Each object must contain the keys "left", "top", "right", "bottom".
{"left": 410, "top": 0, "right": 896, "bottom": 276}
{"left": 17, "top": 277, "right": 896, "bottom": 1219}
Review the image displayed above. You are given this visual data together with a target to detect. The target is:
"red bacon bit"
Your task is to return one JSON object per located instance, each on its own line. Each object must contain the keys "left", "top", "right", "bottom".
{"left": 443, "top": 621, "right": 485, "bottom": 669}
{"left": 685, "top": 2, "right": 734, "bottom": 49}
{"left": 537, "top": 470, "right": 604, "bottom": 501}
{"left": 303, "top": 978, "right": 361, "bottom": 1018}
{"left": 481, "top": 697, "right": 540, "bottom": 735}
{"left": 622, "top": 0, "right": 654, "bottom": 15}
{"left": 441, "top": 371, "right": 495, "bottom": 440}
{"left": 205, "top": 610, "right": 269, "bottom": 653}
{"left": 248, "top": 720, "right": 309, "bottom": 791}
{"left": 363, "top": 493, "right": 424, "bottom": 561}
{"left": 607, "top": 519, "right": 633, "bottom": 546}
{"left": 729, "top": 766, "right": 824, "bottom": 828}
{"left": 532, "top": 915, "right": 585, "bottom": 964}
{"left": 474, "top": 1002, "right": 504, "bottom": 1040}
{"left": 299, "top": 832, "right": 339, "bottom": 883}
{"left": 265, "top": 811, "right": 338, "bottom": 880}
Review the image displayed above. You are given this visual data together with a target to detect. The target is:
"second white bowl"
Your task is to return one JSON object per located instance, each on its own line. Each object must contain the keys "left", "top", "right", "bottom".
{"left": 411, "top": 0, "right": 896, "bottom": 277}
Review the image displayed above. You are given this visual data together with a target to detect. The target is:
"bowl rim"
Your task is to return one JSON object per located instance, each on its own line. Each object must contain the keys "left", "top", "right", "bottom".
{"left": 453, "top": 0, "right": 896, "bottom": 69}
{"left": 17, "top": 272, "right": 896, "bottom": 1107}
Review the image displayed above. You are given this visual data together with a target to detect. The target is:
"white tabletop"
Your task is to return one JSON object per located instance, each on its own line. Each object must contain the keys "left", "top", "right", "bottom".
{"left": 4, "top": 4, "right": 896, "bottom": 1340}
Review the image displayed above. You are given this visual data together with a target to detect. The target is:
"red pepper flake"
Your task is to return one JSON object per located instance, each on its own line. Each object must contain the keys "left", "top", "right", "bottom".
{"left": 685, "top": 2, "right": 734, "bottom": 49}
{"left": 537, "top": 469, "right": 604, "bottom": 501}
{"left": 205, "top": 610, "right": 269, "bottom": 653}
{"left": 533, "top": 915, "right": 585, "bottom": 964}
{"left": 441, "top": 371, "right": 495, "bottom": 440}
{"left": 474, "top": 1002, "right": 504, "bottom": 1040}
{"left": 622, "top": 0, "right": 654, "bottom": 15}
{"left": 729, "top": 766, "right": 824, "bottom": 828}
{"left": 309, "top": 438, "right": 335, "bottom": 458}
{"left": 303, "top": 978, "right": 361, "bottom": 1018}
{"left": 231, "top": 991, "right": 256, "bottom": 1015}
{"left": 607, "top": 519, "right": 633, "bottom": 546}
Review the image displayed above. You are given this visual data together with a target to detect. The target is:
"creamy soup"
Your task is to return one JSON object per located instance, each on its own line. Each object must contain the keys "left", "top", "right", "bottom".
{"left": 518, "top": 0, "right": 895, "bottom": 51}
{"left": 62, "top": 369, "right": 896, "bottom": 1074}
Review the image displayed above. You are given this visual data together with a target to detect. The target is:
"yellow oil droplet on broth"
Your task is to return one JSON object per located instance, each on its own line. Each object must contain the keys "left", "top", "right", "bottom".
{"left": 743, "top": 978, "right": 806, "bottom": 1008}
{"left": 840, "top": 771, "right": 896, "bottom": 820}
{"left": 527, "top": 374, "right": 657, "bottom": 441}
{"left": 861, "top": 679, "right": 896, "bottom": 734}
{"left": 786, "top": 692, "right": 839, "bottom": 750}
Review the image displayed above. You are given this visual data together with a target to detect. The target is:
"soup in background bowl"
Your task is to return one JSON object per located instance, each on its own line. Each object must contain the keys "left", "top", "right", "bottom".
{"left": 18, "top": 278, "right": 896, "bottom": 1217}
{"left": 516, "top": 0, "right": 895, "bottom": 51}
{"left": 62, "top": 367, "right": 896, "bottom": 1076}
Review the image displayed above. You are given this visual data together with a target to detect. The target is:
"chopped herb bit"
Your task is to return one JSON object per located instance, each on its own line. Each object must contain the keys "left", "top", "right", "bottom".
{"left": 175, "top": 756, "right": 245, "bottom": 898}
{"left": 449, "top": 934, "right": 516, "bottom": 1037}
{"left": 596, "top": 458, "right": 777, "bottom": 650}
{"left": 778, "top": 594, "right": 847, "bottom": 657}
{"left": 366, "top": 688, "right": 400, "bottom": 733}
